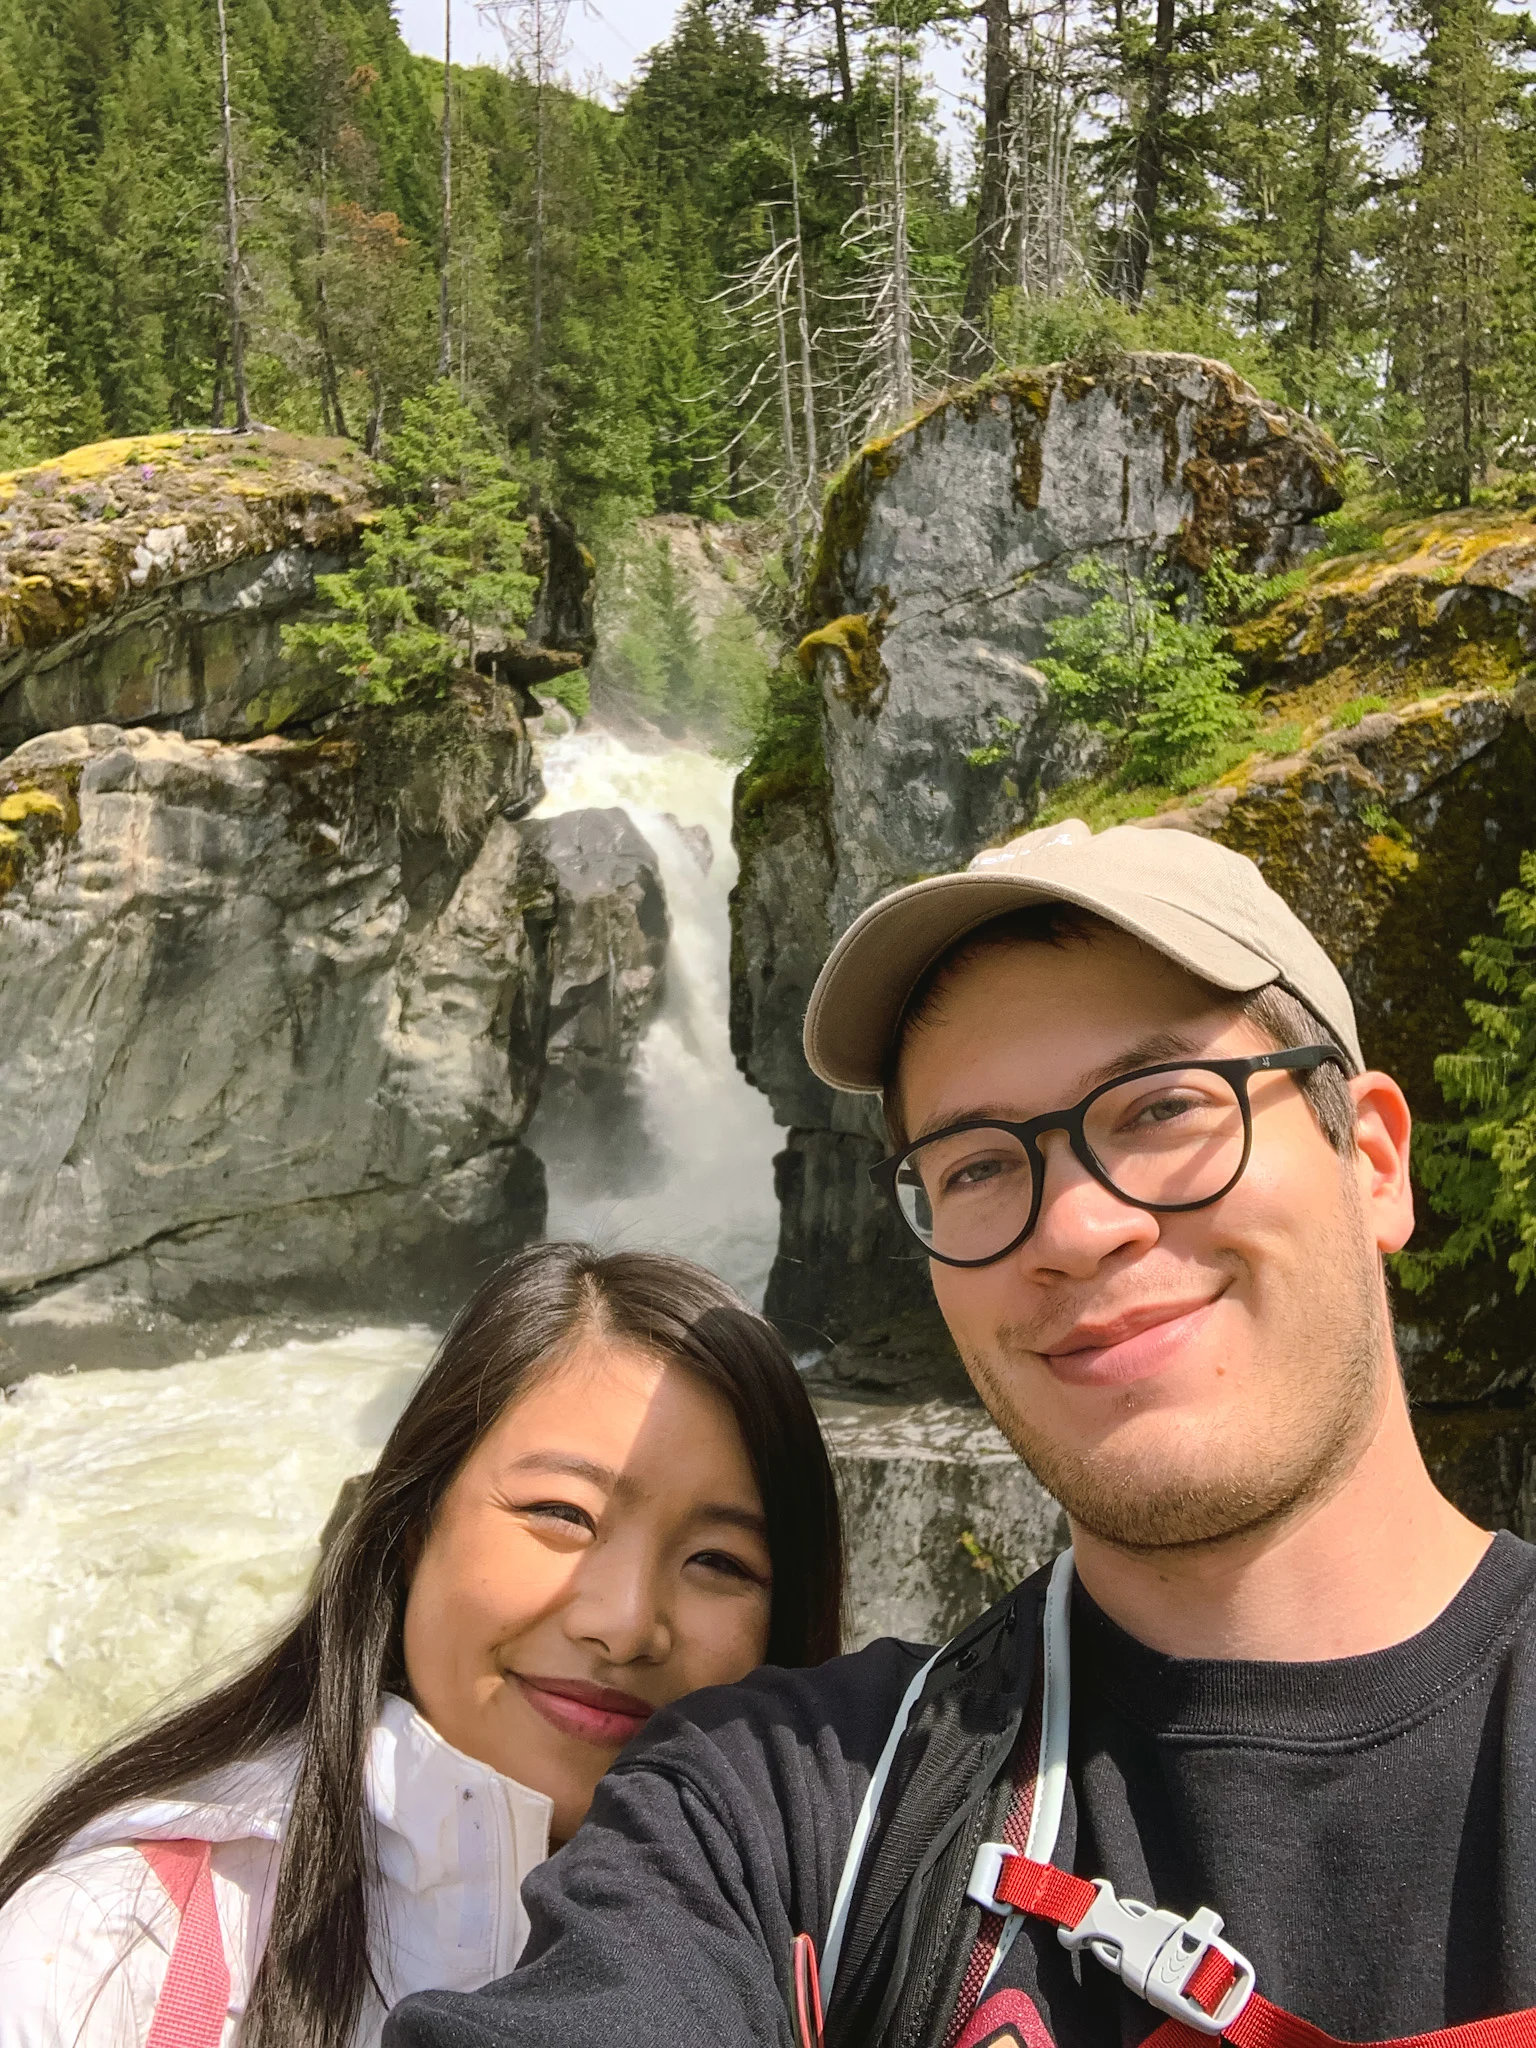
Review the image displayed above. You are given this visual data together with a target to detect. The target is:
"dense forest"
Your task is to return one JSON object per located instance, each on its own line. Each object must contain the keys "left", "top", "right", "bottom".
{"left": 1, "top": 0, "right": 1533, "bottom": 535}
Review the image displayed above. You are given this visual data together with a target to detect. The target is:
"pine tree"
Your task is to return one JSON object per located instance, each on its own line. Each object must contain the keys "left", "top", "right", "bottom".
{"left": 1387, "top": 0, "right": 1526, "bottom": 504}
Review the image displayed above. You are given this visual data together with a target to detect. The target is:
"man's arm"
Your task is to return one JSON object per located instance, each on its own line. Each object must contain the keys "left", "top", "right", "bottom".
{"left": 383, "top": 1642, "right": 930, "bottom": 2048}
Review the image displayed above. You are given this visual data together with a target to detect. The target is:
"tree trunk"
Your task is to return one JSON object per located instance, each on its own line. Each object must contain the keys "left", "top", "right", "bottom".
{"left": 829, "top": 0, "right": 867, "bottom": 202}
{"left": 437, "top": 0, "right": 453, "bottom": 379}
{"left": 1116, "top": 0, "right": 1176, "bottom": 309}
{"left": 315, "top": 147, "right": 348, "bottom": 438}
{"left": 530, "top": 34, "right": 547, "bottom": 476}
{"left": 954, "top": 0, "right": 1013, "bottom": 377}
{"left": 890, "top": 30, "right": 914, "bottom": 420}
{"left": 772, "top": 219, "right": 801, "bottom": 579}
{"left": 214, "top": 0, "right": 249, "bottom": 430}
{"left": 791, "top": 147, "right": 819, "bottom": 497}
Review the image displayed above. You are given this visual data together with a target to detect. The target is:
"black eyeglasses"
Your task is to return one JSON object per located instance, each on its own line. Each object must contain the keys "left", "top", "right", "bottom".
{"left": 870, "top": 1046, "right": 1347, "bottom": 1269}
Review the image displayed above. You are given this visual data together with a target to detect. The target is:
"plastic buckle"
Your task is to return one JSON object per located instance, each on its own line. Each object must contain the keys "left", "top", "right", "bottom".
{"left": 1056, "top": 1877, "right": 1256, "bottom": 2035}
{"left": 966, "top": 1841, "right": 1019, "bottom": 1914}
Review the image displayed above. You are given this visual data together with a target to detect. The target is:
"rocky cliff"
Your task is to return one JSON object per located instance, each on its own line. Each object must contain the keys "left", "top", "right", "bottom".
{"left": 732, "top": 352, "right": 1343, "bottom": 1374}
{"left": 0, "top": 433, "right": 649, "bottom": 1377}
{"left": 731, "top": 352, "right": 1536, "bottom": 1527}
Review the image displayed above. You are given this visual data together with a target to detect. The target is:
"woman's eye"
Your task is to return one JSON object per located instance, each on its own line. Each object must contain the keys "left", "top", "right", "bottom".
{"left": 520, "top": 1500, "right": 595, "bottom": 1534}
{"left": 690, "top": 1549, "right": 764, "bottom": 1584}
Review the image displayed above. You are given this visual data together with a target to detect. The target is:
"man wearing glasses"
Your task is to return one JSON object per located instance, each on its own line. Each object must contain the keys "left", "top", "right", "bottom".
{"left": 388, "top": 820, "right": 1534, "bottom": 2048}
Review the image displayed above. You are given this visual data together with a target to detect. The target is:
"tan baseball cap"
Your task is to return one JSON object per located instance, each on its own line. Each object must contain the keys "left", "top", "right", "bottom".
{"left": 803, "top": 817, "right": 1363, "bottom": 1092}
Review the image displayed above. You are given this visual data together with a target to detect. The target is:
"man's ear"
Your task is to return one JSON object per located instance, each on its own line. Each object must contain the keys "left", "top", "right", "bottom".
{"left": 1349, "top": 1070, "right": 1415, "bottom": 1254}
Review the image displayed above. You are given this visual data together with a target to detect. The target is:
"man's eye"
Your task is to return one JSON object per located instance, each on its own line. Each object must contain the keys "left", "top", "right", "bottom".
{"left": 940, "top": 1153, "right": 1018, "bottom": 1195}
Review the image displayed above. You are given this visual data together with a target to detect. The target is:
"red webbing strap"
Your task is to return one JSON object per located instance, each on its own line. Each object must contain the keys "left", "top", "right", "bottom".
{"left": 990, "top": 1856, "right": 1097, "bottom": 1927}
{"left": 138, "top": 1839, "right": 232, "bottom": 2048}
{"left": 999, "top": 1854, "right": 1536, "bottom": 2048}
{"left": 1144, "top": 1997, "right": 1536, "bottom": 2048}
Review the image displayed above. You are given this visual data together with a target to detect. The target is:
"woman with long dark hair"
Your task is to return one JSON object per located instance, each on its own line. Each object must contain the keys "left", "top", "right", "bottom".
{"left": 0, "top": 1243, "right": 843, "bottom": 2048}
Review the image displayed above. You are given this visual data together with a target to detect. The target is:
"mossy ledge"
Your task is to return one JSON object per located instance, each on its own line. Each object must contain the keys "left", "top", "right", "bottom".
{"left": 0, "top": 430, "right": 375, "bottom": 656}
{"left": 1232, "top": 506, "right": 1536, "bottom": 701}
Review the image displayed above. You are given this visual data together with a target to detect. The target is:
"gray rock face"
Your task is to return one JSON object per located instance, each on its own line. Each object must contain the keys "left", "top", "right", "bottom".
{"left": 520, "top": 807, "right": 669, "bottom": 1090}
{"left": 0, "top": 547, "right": 347, "bottom": 752}
{"left": 0, "top": 720, "right": 559, "bottom": 1369}
{"left": 820, "top": 1398, "right": 1065, "bottom": 1646}
{"left": 732, "top": 353, "right": 1344, "bottom": 1367}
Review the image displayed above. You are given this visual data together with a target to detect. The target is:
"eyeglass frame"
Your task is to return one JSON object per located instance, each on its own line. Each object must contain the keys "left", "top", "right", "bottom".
{"left": 869, "top": 1045, "right": 1350, "bottom": 1269}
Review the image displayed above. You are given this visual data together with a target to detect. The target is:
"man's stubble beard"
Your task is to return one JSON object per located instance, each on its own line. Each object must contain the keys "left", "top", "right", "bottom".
{"left": 961, "top": 1193, "right": 1391, "bottom": 1554}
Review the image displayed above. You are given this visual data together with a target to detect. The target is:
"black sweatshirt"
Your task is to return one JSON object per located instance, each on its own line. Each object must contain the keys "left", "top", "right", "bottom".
{"left": 384, "top": 1533, "right": 1536, "bottom": 2048}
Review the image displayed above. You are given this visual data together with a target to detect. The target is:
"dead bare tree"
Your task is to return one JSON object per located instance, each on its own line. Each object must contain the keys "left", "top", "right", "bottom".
{"left": 480, "top": 0, "right": 573, "bottom": 476}
{"left": 438, "top": 0, "right": 453, "bottom": 378}
{"left": 213, "top": 0, "right": 249, "bottom": 430}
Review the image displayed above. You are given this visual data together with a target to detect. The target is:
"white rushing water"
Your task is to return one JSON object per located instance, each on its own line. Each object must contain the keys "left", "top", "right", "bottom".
{"left": 0, "top": 729, "right": 784, "bottom": 1830}
{"left": 0, "top": 1330, "right": 433, "bottom": 1831}
{"left": 528, "top": 728, "right": 783, "bottom": 1305}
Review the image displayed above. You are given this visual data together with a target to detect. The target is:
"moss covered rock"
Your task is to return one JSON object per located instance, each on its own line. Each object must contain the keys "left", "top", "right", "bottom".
{"left": 1232, "top": 508, "right": 1536, "bottom": 707}
{"left": 1146, "top": 683, "right": 1536, "bottom": 1517}
{"left": 735, "top": 350, "right": 1342, "bottom": 1356}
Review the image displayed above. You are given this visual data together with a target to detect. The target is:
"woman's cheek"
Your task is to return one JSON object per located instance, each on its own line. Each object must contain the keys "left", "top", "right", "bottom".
{"left": 674, "top": 1585, "right": 772, "bottom": 1694}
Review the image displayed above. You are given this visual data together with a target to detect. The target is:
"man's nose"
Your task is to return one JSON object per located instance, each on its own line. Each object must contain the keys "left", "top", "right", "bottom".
{"left": 1015, "top": 1127, "right": 1160, "bottom": 1279}
{"left": 568, "top": 1544, "right": 672, "bottom": 1667}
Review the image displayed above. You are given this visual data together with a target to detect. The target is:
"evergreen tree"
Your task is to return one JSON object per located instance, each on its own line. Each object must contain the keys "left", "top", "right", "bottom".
{"left": 1386, "top": 0, "right": 1527, "bottom": 504}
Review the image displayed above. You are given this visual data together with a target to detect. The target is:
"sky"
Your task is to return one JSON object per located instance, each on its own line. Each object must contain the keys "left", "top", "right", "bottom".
{"left": 393, "top": 0, "right": 679, "bottom": 100}
{"left": 392, "top": 0, "right": 977, "bottom": 160}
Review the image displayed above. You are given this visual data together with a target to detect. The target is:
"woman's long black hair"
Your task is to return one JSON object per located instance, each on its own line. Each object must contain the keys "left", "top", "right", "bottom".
{"left": 0, "top": 1243, "right": 845, "bottom": 2047}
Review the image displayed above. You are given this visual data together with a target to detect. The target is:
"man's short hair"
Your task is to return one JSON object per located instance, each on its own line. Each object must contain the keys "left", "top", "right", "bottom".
{"left": 881, "top": 903, "right": 1357, "bottom": 1154}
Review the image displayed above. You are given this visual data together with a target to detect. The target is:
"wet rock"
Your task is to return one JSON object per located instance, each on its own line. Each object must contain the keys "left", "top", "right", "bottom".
{"left": 818, "top": 1398, "right": 1065, "bottom": 1646}
{"left": 519, "top": 806, "right": 669, "bottom": 1091}
{"left": 663, "top": 814, "right": 713, "bottom": 872}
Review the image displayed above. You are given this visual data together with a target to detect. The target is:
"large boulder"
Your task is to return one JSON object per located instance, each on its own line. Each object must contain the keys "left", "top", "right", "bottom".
{"left": 0, "top": 715, "right": 557, "bottom": 1371}
{"left": 519, "top": 807, "right": 669, "bottom": 1093}
{"left": 732, "top": 353, "right": 1344, "bottom": 1356}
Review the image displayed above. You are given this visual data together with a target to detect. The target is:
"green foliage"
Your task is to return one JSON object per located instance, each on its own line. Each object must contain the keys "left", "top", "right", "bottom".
{"left": 1400, "top": 850, "right": 1536, "bottom": 1293}
{"left": 0, "top": 258, "right": 61, "bottom": 467}
{"left": 966, "top": 717, "right": 1023, "bottom": 769}
{"left": 540, "top": 671, "right": 592, "bottom": 721}
{"left": 282, "top": 384, "right": 536, "bottom": 706}
{"left": 1334, "top": 694, "right": 1391, "bottom": 728}
{"left": 1037, "top": 553, "right": 1273, "bottom": 786}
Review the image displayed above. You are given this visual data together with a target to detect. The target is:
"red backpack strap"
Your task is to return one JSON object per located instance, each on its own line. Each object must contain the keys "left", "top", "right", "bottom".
{"left": 981, "top": 1849, "right": 1536, "bottom": 2048}
{"left": 137, "top": 1839, "right": 232, "bottom": 2048}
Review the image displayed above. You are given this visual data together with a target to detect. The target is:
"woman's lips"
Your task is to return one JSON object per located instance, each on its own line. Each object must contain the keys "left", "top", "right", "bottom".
{"left": 1043, "top": 1296, "right": 1223, "bottom": 1387}
{"left": 513, "top": 1674, "right": 655, "bottom": 1748}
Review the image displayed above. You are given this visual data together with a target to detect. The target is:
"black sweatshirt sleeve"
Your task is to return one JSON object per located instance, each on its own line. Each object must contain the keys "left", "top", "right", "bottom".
{"left": 382, "top": 1639, "right": 930, "bottom": 2048}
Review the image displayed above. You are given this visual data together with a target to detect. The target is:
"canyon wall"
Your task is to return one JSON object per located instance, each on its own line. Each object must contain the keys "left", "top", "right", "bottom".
{"left": 0, "top": 431, "right": 660, "bottom": 1376}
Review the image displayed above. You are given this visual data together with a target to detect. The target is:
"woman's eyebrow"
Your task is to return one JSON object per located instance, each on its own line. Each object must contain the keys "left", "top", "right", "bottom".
{"left": 694, "top": 1502, "right": 770, "bottom": 1538}
{"left": 503, "top": 1451, "right": 621, "bottom": 1489}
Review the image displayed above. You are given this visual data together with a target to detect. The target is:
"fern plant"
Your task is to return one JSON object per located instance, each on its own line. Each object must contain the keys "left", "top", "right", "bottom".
{"left": 1399, "top": 849, "right": 1536, "bottom": 1294}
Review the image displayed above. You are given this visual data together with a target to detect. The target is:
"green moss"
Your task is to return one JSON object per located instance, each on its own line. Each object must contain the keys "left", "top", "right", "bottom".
{"left": 0, "top": 786, "right": 65, "bottom": 825}
{"left": 796, "top": 610, "right": 888, "bottom": 711}
{"left": 735, "top": 652, "right": 829, "bottom": 861}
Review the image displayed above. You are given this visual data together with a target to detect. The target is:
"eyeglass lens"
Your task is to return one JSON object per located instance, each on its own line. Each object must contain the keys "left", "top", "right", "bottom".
{"left": 894, "top": 1066, "right": 1248, "bottom": 1263}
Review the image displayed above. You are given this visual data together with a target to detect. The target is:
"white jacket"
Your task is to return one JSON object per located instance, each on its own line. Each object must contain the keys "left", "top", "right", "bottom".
{"left": 0, "top": 1695, "right": 553, "bottom": 2048}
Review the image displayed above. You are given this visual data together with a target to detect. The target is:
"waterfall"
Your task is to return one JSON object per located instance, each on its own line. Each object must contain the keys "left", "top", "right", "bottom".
{"left": 528, "top": 727, "right": 782, "bottom": 1305}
